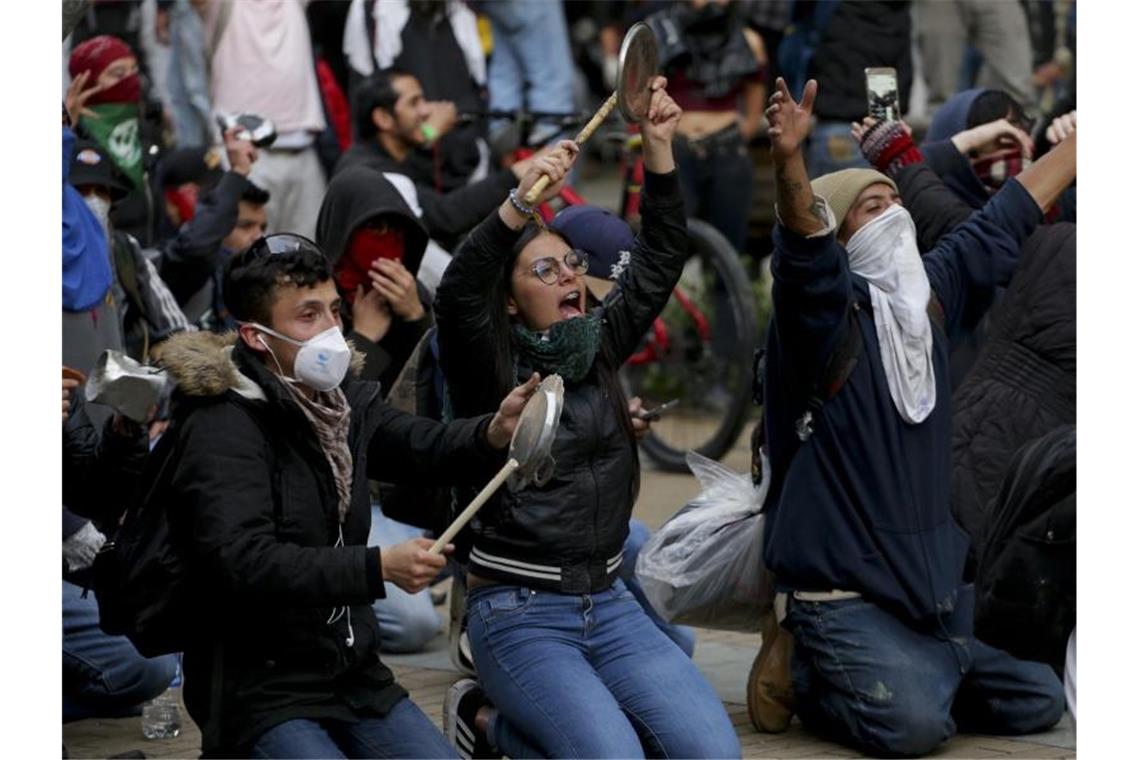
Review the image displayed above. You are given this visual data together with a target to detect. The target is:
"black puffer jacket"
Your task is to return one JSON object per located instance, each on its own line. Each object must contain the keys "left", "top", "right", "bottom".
{"left": 893, "top": 163, "right": 1076, "bottom": 570}
{"left": 152, "top": 331, "right": 504, "bottom": 754}
{"left": 435, "top": 171, "right": 688, "bottom": 594}
{"left": 949, "top": 223, "right": 1075, "bottom": 562}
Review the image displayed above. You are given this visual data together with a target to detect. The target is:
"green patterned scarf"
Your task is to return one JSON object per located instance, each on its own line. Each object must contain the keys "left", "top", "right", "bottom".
{"left": 80, "top": 103, "right": 144, "bottom": 189}
{"left": 511, "top": 315, "right": 602, "bottom": 383}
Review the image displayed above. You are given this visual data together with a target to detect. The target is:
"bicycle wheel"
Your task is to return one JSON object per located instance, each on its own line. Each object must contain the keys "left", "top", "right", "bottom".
{"left": 621, "top": 219, "right": 758, "bottom": 472}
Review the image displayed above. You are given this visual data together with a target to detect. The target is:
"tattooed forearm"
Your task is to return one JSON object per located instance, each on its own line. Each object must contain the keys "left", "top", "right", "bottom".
{"left": 774, "top": 152, "right": 826, "bottom": 237}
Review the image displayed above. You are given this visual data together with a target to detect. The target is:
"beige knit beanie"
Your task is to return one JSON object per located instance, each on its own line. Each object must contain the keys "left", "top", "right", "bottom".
{"left": 810, "top": 169, "right": 899, "bottom": 228}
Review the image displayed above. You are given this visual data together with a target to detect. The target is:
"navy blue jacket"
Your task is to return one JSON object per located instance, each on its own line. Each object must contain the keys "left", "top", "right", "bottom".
{"left": 761, "top": 179, "right": 1041, "bottom": 625}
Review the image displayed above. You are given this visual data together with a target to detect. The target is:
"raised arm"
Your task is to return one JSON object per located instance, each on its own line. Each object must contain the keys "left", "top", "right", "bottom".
{"left": 597, "top": 77, "right": 689, "bottom": 361}
{"left": 1011, "top": 131, "right": 1076, "bottom": 212}
{"left": 765, "top": 78, "right": 851, "bottom": 383}
{"left": 767, "top": 78, "right": 829, "bottom": 236}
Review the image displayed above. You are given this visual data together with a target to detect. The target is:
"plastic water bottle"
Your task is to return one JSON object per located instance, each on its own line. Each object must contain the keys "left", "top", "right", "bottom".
{"left": 142, "top": 689, "right": 182, "bottom": 739}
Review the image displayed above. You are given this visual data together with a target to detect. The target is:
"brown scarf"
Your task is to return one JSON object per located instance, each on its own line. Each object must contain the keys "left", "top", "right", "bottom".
{"left": 279, "top": 379, "right": 354, "bottom": 524}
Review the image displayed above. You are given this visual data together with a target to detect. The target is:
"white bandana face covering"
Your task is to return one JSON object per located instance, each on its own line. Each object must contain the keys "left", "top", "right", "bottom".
{"left": 844, "top": 204, "right": 937, "bottom": 424}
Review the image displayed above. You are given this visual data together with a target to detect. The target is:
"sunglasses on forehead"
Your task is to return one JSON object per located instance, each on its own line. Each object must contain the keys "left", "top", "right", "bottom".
{"left": 526, "top": 249, "right": 590, "bottom": 285}
{"left": 247, "top": 233, "right": 323, "bottom": 259}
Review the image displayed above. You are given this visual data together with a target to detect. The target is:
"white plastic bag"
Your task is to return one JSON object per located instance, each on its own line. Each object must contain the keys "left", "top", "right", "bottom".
{"left": 634, "top": 451, "right": 775, "bottom": 632}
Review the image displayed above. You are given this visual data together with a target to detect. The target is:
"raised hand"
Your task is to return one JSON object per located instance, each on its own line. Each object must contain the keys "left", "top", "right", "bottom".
{"left": 224, "top": 125, "right": 258, "bottom": 177}
{"left": 486, "top": 372, "right": 542, "bottom": 449}
{"left": 640, "top": 76, "right": 682, "bottom": 173}
{"left": 368, "top": 258, "right": 424, "bottom": 322}
{"left": 424, "top": 100, "right": 458, "bottom": 142}
{"left": 513, "top": 139, "right": 579, "bottom": 208}
{"left": 950, "top": 118, "right": 1034, "bottom": 158}
{"left": 352, "top": 283, "right": 394, "bottom": 343}
{"left": 851, "top": 115, "right": 912, "bottom": 144}
{"left": 65, "top": 71, "right": 105, "bottom": 126}
{"left": 766, "top": 77, "right": 817, "bottom": 160}
{"left": 1046, "top": 111, "right": 1076, "bottom": 146}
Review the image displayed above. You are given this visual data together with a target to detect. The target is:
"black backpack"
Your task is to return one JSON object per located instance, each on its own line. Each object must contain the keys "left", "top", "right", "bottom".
{"left": 91, "top": 426, "right": 192, "bottom": 658}
{"left": 91, "top": 406, "right": 282, "bottom": 658}
{"left": 974, "top": 425, "right": 1076, "bottom": 676}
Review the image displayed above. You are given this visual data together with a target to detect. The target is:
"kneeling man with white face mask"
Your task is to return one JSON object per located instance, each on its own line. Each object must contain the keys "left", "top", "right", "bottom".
{"left": 147, "top": 233, "right": 541, "bottom": 758}
{"left": 754, "top": 78, "right": 1076, "bottom": 756}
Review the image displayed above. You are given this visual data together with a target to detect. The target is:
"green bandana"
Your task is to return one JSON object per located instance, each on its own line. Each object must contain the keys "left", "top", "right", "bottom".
{"left": 512, "top": 315, "right": 602, "bottom": 383}
{"left": 80, "top": 103, "right": 144, "bottom": 189}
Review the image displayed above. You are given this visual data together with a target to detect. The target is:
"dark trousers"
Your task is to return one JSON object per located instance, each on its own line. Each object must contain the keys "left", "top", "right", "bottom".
{"left": 674, "top": 126, "right": 753, "bottom": 255}
{"left": 785, "top": 585, "right": 1065, "bottom": 758}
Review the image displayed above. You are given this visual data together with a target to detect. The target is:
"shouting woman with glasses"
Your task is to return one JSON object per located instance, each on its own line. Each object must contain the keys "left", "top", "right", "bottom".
{"left": 433, "top": 77, "right": 741, "bottom": 759}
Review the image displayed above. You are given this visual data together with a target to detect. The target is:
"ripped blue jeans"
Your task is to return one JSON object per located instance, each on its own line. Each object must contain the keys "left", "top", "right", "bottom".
{"left": 785, "top": 584, "right": 1064, "bottom": 758}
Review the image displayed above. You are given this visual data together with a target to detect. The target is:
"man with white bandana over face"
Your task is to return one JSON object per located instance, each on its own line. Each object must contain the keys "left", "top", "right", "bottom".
{"left": 752, "top": 77, "right": 1076, "bottom": 756}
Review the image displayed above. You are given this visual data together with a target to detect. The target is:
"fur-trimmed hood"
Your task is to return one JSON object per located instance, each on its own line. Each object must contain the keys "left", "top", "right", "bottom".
{"left": 157, "top": 331, "right": 367, "bottom": 399}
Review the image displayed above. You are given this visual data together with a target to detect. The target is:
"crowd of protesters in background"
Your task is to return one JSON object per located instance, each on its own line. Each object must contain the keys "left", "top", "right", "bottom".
{"left": 62, "top": 1, "right": 1076, "bottom": 757}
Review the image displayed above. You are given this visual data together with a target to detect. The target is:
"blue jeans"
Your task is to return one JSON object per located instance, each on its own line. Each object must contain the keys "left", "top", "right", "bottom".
{"left": 785, "top": 585, "right": 1065, "bottom": 758}
{"left": 248, "top": 698, "right": 456, "bottom": 759}
{"left": 620, "top": 519, "right": 697, "bottom": 657}
{"left": 805, "top": 120, "right": 870, "bottom": 179}
{"left": 368, "top": 504, "right": 442, "bottom": 653}
{"left": 483, "top": 0, "right": 575, "bottom": 145}
{"left": 62, "top": 580, "right": 178, "bottom": 722}
{"left": 166, "top": 0, "right": 213, "bottom": 147}
{"left": 467, "top": 579, "right": 741, "bottom": 759}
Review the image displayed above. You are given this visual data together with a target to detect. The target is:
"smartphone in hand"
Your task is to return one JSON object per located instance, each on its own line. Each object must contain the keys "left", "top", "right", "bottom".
{"left": 865, "top": 67, "right": 900, "bottom": 122}
{"left": 637, "top": 399, "right": 680, "bottom": 422}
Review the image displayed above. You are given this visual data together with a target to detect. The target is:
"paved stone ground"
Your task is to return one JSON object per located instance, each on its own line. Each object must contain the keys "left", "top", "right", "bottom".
{"left": 62, "top": 438, "right": 1075, "bottom": 759}
{"left": 61, "top": 622, "right": 1076, "bottom": 760}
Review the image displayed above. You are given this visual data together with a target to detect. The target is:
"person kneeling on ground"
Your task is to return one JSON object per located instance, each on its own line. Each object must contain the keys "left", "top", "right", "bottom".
{"left": 434, "top": 77, "right": 741, "bottom": 759}
{"left": 755, "top": 77, "right": 1072, "bottom": 757}
{"left": 151, "top": 234, "right": 539, "bottom": 758}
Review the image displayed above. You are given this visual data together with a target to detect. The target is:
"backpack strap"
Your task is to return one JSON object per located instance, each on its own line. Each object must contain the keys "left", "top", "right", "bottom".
{"left": 793, "top": 301, "right": 864, "bottom": 442}
{"left": 927, "top": 294, "right": 947, "bottom": 334}
{"left": 111, "top": 232, "right": 152, "bottom": 360}
{"left": 750, "top": 299, "right": 863, "bottom": 480}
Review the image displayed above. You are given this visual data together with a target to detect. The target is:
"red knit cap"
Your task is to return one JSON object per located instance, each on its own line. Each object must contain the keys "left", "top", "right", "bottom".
{"left": 68, "top": 35, "right": 134, "bottom": 80}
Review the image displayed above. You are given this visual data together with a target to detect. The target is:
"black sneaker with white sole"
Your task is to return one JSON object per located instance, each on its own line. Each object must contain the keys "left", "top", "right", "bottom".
{"left": 443, "top": 678, "right": 499, "bottom": 759}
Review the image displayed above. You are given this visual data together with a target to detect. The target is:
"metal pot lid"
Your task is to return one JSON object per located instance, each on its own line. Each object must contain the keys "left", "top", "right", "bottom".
{"left": 616, "top": 22, "right": 659, "bottom": 122}
{"left": 509, "top": 374, "right": 565, "bottom": 485}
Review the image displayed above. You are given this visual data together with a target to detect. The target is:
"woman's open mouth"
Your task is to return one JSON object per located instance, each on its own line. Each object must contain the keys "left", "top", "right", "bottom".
{"left": 558, "top": 289, "right": 584, "bottom": 319}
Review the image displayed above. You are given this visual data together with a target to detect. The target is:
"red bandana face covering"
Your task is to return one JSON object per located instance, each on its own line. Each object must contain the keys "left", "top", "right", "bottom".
{"left": 335, "top": 227, "right": 406, "bottom": 303}
{"left": 165, "top": 184, "right": 199, "bottom": 225}
{"left": 91, "top": 73, "right": 141, "bottom": 105}
{"left": 973, "top": 148, "right": 1027, "bottom": 194}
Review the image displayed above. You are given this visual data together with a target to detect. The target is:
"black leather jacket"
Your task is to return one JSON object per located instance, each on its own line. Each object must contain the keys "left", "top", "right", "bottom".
{"left": 435, "top": 171, "right": 688, "bottom": 593}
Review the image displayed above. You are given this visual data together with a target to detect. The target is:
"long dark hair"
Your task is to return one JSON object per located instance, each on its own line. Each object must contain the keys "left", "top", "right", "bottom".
{"left": 486, "top": 222, "right": 642, "bottom": 504}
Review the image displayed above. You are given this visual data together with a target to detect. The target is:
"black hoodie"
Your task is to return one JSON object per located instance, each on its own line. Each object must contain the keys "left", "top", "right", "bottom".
{"left": 316, "top": 167, "right": 433, "bottom": 392}
{"left": 333, "top": 140, "right": 518, "bottom": 251}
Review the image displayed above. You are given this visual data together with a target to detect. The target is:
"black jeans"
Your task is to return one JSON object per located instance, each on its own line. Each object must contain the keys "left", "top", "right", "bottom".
{"left": 673, "top": 124, "right": 753, "bottom": 255}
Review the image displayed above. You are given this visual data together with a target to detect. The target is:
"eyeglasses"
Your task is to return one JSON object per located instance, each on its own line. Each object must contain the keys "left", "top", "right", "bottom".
{"left": 527, "top": 249, "right": 589, "bottom": 285}
{"left": 248, "top": 233, "right": 322, "bottom": 259}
